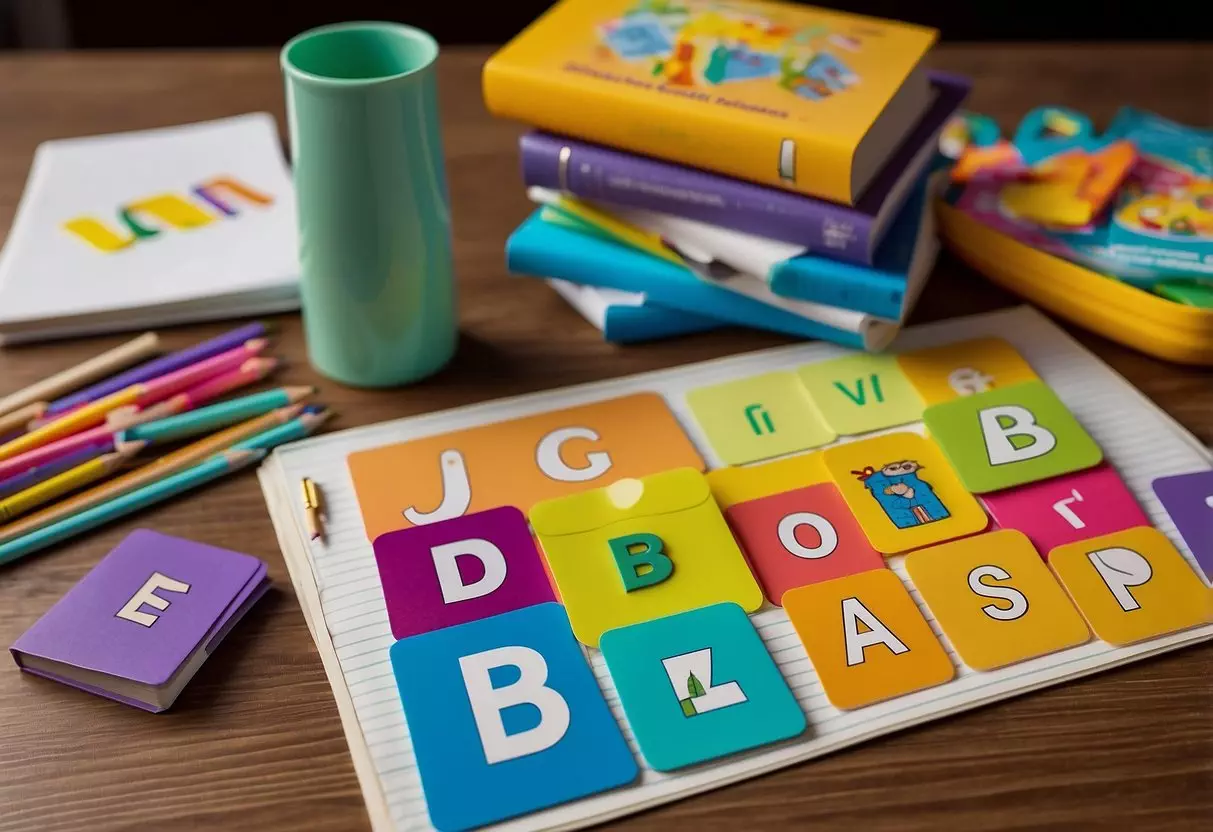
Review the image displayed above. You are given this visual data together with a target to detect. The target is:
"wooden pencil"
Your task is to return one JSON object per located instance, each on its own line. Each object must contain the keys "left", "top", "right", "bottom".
{"left": 0, "top": 332, "right": 161, "bottom": 418}
{"left": 0, "top": 442, "right": 146, "bottom": 524}
{"left": 0, "top": 403, "right": 47, "bottom": 439}
{"left": 0, "top": 404, "right": 304, "bottom": 544}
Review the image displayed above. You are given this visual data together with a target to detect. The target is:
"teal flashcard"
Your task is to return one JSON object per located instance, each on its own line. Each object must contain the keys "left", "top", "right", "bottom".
{"left": 599, "top": 602, "right": 806, "bottom": 772}
{"left": 796, "top": 354, "right": 924, "bottom": 435}
{"left": 922, "top": 380, "right": 1103, "bottom": 493}
{"left": 391, "top": 603, "right": 637, "bottom": 831}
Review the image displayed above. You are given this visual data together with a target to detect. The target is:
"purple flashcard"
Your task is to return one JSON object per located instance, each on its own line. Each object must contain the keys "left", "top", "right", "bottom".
{"left": 1152, "top": 470, "right": 1213, "bottom": 581}
{"left": 374, "top": 506, "right": 556, "bottom": 639}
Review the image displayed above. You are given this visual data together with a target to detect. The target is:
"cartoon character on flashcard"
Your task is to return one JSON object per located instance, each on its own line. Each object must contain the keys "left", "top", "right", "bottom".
{"left": 854, "top": 460, "right": 951, "bottom": 529}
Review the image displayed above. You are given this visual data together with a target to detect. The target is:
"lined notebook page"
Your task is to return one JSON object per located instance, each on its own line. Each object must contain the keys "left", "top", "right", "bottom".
{"left": 259, "top": 308, "right": 1212, "bottom": 832}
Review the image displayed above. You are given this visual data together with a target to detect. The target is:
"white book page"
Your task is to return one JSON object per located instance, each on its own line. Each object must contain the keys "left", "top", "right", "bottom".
{"left": 258, "top": 307, "right": 1212, "bottom": 832}
{"left": 0, "top": 113, "right": 298, "bottom": 327}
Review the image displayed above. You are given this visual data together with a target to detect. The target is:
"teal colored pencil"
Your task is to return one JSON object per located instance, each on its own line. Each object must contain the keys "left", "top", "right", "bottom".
{"left": 120, "top": 385, "right": 314, "bottom": 445}
{"left": 232, "top": 407, "right": 333, "bottom": 452}
{"left": 0, "top": 448, "right": 264, "bottom": 566}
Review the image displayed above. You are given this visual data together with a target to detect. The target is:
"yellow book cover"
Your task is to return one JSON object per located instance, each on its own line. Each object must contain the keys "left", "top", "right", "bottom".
{"left": 484, "top": 0, "right": 938, "bottom": 205}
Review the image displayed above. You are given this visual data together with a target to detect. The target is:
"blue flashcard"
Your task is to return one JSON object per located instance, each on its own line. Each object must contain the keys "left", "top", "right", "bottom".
{"left": 599, "top": 602, "right": 806, "bottom": 772}
{"left": 391, "top": 603, "right": 637, "bottom": 831}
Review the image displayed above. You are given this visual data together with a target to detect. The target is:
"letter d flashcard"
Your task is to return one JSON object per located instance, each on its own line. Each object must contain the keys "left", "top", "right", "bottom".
{"left": 391, "top": 603, "right": 637, "bottom": 832}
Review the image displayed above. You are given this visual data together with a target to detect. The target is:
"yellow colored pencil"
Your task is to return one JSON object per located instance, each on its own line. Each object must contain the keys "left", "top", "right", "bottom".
{"left": 0, "top": 387, "right": 143, "bottom": 463}
{"left": 0, "top": 441, "right": 146, "bottom": 524}
{"left": 0, "top": 403, "right": 305, "bottom": 544}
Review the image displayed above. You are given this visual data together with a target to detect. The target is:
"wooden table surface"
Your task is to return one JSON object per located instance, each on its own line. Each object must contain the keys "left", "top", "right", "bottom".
{"left": 0, "top": 45, "right": 1210, "bottom": 831}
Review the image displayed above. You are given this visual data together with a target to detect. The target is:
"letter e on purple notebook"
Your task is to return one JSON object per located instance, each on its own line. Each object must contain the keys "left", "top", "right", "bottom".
{"left": 10, "top": 529, "right": 269, "bottom": 712}
{"left": 374, "top": 505, "right": 556, "bottom": 639}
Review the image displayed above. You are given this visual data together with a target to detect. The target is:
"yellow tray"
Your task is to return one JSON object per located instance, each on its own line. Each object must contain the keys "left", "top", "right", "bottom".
{"left": 937, "top": 203, "right": 1213, "bottom": 366}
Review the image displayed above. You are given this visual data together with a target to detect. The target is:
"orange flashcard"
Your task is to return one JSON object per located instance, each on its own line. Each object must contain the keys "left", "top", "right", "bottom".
{"left": 348, "top": 393, "right": 704, "bottom": 542}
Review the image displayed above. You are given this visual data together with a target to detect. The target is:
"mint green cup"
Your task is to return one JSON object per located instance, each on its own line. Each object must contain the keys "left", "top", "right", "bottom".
{"left": 282, "top": 22, "right": 457, "bottom": 387}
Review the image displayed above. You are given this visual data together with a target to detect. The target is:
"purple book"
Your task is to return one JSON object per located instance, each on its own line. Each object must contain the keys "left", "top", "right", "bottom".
{"left": 10, "top": 529, "right": 269, "bottom": 712}
{"left": 521, "top": 72, "right": 969, "bottom": 266}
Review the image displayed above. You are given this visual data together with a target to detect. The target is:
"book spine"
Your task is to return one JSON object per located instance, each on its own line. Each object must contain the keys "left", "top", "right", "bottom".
{"left": 484, "top": 60, "right": 856, "bottom": 204}
{"left": 770, "top": 262, "right": 904, "bottom": 321}
{"left": 520, "top": 133, "right": 876, "bottom": 264}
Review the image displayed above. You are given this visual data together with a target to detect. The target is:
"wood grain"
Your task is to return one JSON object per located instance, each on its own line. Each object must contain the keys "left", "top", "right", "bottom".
{"left": 0, "top": 45, "right": 1210, "bottom": 832}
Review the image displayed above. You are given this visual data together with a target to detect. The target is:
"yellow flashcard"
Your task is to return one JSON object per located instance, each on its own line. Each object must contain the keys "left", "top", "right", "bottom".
{"left": 783, "top": 569, "right": 954, "bottom": 710}
{"left": 1049, "top": 527, "right": 1212, "bottom": 646}
{"left": 821, "top": 432, "right": 989, "bottom": 554}
{"left": 796, "top": 354, "right": 924, "bottom": 436}
{"left": 895, "top": 337, "right": 1039, "bottom": 406}
{"left": 686, "top": 371, "right": 836, "bottom": 465}
{"left": 905, "top": 530, "right": 1090, "bottom": 670}
{"left": 706, "top": 453, "right": 829, "bottom": 510}
{"left": 529, "top": 467, "right": 763, "bottom": 647}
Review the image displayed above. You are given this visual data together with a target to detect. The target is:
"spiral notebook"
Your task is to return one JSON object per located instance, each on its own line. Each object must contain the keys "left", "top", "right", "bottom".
{"left": 258, "top": 307, "right": 1212, "bottom": 832}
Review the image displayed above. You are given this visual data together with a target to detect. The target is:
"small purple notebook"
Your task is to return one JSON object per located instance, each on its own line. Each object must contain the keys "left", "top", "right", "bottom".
{"left": 10, "top": 529, "right": 269, "bottom": 712}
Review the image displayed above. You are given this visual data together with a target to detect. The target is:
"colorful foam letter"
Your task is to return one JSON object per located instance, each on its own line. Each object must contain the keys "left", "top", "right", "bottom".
{"left": 726, "top": 482, "right": 884, "bottom": 605}
{"left": 923, "top": 380, "right": 1103, "bottom": 493}
{"left": 599, "top": 603, "right": 805, "bottom": 771}
{"left": 822, "top": 432, "right": 989, "bottom": 554}
{"left": 348, "top": 393, "right": 704, "bottom": 542}
{"left": 705, "top": 453, "right": 829, "bottom": 510}
{"left": 982, "top": 464, "right": 1150, "bottom": 558}
{"left": 686, "top": 371, "right": 835, "bottom": 465}
{"left": 895, "top": 337, "right": 1039, "bottom": 406}
{"left": 1049, "top": 527, "right": 1212, "bottom": 646}
{"left": 783, "top": 569, "right": 954, "bottom": 709}
{"left": 529, "top": 468, "right": 763, "bottom": 647}
{"left": 391, "top": 604, "right": 637, "bottom": 831}
{"left": 796, "top": 354, "right": 924, "bottom": 435}
{"left": 905, "top": 530, "right": 1090, "bottom": 670}
{"left": 373, "top": 506, "right": 555, "bottom": 638}
{"left": 1151, "top": 469, "right": 1213, "bottom": 581}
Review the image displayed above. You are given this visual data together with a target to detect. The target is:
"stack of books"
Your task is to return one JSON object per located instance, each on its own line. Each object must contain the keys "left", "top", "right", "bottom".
{"left": 484, "top": 0, "right": 969, "bottom": 347}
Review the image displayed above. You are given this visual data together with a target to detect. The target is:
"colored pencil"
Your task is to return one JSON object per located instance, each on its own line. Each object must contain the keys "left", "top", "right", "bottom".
{"left": 0, "top": 405, "right": 306, "bottom": 544}
{"left": 120, "top": 385, "right": 314, "bottom": 445}
{"left": 0, "top": 403, "right": 47, "bottom": 439}
{"left": 0, "top": 443, "right": 112, "bottom": 501}
{"left": 135, "top": 357, "right": 282, "bottom": 422}
{"left": 302, "top": 478, "right": 324, "bottom": 541}
{"left": 0, "top": 448, "right": 265, "bottom": 566}
{"left": 231, "top": 406, "right": 332, "bottom": 452}
{"left": 46, "top": 322, "right": 267, "bottom": 415}
{"left": 0, "top": 332, "right": 161, "bottom": 419}
{"left": 0, "top": 340, "right": 268, "bottom": 462}
{"left": 0, "top": 442, "right": 146, "bottom": 524}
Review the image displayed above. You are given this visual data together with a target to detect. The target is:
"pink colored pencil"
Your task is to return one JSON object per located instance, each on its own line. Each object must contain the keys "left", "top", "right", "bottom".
{"left": 28, "top": 339, "right": 269, "bottom": 429}
{"left": 0, "top": 433, "right": 117, "bottom": 482}
{"left": 139, "top": 356, "right": 280, "bottom": 420}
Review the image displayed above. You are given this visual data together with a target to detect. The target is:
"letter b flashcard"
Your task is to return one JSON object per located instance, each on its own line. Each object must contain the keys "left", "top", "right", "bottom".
{"left": 391, "top": 603, "right": 637, "bottom": 831}
{"left": 923, "top": 380, "right": 1103, "bottom": 493}
{"left": 374, "top": 506, "right": 556, "bottom": 639}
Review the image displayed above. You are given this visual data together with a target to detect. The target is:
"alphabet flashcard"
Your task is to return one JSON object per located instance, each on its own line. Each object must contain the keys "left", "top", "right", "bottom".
{"left": 796, "top": 353, "right": 924, "bottom": 435}
{"left": 783, "top": 569, "right": 954, "bottom": 709}
{"left": 922, "top": 380, "right": 1103, "bottom": 493}
{"left": 1151, "top": 469, "right": 1213, "bottom": 581}
{"left": 348, "top": 392, "right": 704, "bottom": 542}
{"left": 600, "top": 603, "right": 805, "bottom": 771}
{"left": 390, "top": 604, "right": 637, "bottom": 831}
{"left": 981, "top": 464, "right": 1150, "bottom": 558}
{"left": 896, "top": 337, "right": 1039, "bottom": 405}
{"left": 687, "top": 370, "right": 835, "bottom": 465}
{"left": 374, "top": 506, "right": 556, "bottom": 639}
{"left": 905, "top": 530, "right": 1090, "bottom": 670}
{"left": 529, "top": 468, "right": 763, "bottom": 647}
{"left": 706, "top": 452, "right": 829, "bottom": 510}
{"left": 1048, "top": 527, "right": 1212, "bottom": 646}
{"left": 822, "top": 432, "right": 989, "bottom": 554}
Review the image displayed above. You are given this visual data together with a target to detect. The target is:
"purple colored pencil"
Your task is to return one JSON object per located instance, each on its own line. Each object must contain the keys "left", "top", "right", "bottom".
{"left": 0, "top": 443, "right": 111, "bottom": 500}
{"left": 45, "top": 322, "right": 267, "bottom": 415}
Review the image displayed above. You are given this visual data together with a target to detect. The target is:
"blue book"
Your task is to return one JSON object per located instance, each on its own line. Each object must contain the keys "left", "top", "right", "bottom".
{"left": 765, "top": 171, "right": 941, "bottom": 321}
{"left": 545, "top": 280, "right": 720, "bottom": 343}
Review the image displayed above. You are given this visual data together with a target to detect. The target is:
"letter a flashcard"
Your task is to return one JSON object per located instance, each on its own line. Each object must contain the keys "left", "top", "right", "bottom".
{"left": 391, "top": 603, "right": 637, "bottom": 832}
{"left": 599, "top": 603, "right": 805, "bottom": 771}
{"left": 922, "top": 380, "right": 1102, "bottom": 493}
{"left": 783, "top": 569, "right": 954, "bottom": 709}
{"left": 374, "top": 506, "right": 555, "bottom": 639}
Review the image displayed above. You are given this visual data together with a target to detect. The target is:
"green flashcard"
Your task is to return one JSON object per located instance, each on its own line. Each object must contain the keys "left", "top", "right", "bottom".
{"left": 796, "top": 354, "right": 925, "bottom": 435}
{"left": 922, "top": 380, "right": 1103, "bottom": 493}
{"left": 686, "top": 371, "right": 835, "bottom": 465}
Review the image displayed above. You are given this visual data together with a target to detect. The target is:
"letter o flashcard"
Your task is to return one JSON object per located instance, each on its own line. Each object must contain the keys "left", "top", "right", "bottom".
{"left": 374, "top": 506, "right": 556, "bottom": 639}
{"left": 390, "top": 603, "right": 637, "bottom": 831}
{"left": 922, "top": 380, "right": 1103, "bottom": 493}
